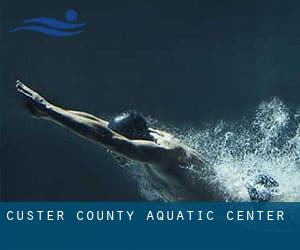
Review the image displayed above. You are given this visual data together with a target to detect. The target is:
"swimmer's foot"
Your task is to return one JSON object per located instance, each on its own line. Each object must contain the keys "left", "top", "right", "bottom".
{"left": 16, "top": 80, "right": 49, "bottom": 118}
{"left": 246, "top": 174, "right": 279, "bottom": 202}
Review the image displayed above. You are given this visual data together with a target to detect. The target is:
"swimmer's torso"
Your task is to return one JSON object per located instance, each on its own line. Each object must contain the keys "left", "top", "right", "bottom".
{"left": 144, "top": 160, "right": 224, "bottom": 201}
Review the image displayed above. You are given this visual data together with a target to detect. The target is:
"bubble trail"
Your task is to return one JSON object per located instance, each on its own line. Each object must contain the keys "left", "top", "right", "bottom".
{"left": 122, "top": 98, "right": 300, "bottom": 201}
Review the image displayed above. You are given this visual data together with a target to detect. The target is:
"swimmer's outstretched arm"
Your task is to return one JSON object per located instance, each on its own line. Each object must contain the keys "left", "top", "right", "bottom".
{"left": 16, "top": 81, "right": 176, "bottom": 165}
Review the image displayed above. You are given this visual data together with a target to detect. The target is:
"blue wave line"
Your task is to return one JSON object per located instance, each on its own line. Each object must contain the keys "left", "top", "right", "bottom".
{"left": 9, "top": 25, "right": 83, "bottom": 37}
{"left": 23, "top": 17, "right": 85, "bottom": 30}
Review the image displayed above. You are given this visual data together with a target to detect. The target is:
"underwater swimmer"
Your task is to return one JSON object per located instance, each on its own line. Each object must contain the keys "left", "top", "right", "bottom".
{"left": 16, "top": 81, "right": 278, "bottom": 201}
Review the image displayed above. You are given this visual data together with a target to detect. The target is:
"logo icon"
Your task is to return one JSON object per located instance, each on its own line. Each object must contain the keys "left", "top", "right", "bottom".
{"left": 9, "top": 9, "right": 85, "bottom": 37}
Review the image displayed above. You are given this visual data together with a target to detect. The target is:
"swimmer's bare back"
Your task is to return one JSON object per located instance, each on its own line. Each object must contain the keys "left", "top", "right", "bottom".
{"left": 16, "top": 80, "right": 222, "bottom": 200}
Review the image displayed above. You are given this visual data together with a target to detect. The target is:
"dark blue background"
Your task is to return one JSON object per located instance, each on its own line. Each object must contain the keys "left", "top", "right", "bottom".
{"left": 2, "top": 0, "right": 300, "bottom": 200}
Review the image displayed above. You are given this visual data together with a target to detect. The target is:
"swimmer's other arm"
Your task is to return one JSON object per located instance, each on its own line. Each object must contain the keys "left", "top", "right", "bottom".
{"left": 16, "top": 81, "right": 177, "bottom": 165}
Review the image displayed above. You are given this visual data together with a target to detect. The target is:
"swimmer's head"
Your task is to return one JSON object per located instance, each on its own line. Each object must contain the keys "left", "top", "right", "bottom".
{"left": 108, "top": 111, "right": 153, "bottom": 141}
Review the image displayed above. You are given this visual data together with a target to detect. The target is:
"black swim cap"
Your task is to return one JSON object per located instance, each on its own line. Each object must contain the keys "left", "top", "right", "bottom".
{"left": 108, "top": 111, "right": 153, "bottom": 140}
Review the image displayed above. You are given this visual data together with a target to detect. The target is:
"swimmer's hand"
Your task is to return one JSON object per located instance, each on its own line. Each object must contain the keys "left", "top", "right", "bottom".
{"left": 16, "top": 80, "right": 49, "bottom": 118}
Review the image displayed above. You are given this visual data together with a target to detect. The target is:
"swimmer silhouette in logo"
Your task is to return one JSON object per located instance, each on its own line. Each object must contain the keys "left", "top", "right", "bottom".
{"left": 9, "top": 9, "right": 85, "bottom": 37}
{"left": 15, "top": 80, "right": 279, "bottom": 201}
